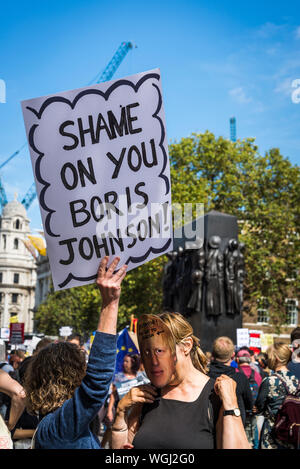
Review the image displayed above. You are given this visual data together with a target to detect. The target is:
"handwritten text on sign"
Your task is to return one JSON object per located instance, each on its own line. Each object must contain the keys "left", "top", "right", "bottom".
{"left": 21, "top": 69, "right": 172, "bottom": 290}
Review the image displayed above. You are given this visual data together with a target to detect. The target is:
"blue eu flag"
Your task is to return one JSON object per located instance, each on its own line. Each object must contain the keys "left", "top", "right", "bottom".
{"left": 115, "top": 327, "right": 139, "bottom": 373}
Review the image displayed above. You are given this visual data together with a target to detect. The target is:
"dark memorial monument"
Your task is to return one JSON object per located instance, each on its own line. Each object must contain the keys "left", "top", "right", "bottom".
{"left": 162, "top": 210, "right": 245, "bottom": 352}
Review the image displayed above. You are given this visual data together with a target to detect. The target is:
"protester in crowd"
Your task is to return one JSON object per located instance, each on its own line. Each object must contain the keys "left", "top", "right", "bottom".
{"left": 3, "top": 338, "right": 54, "bottom": 448}
{"left": 111, "top": 312, "right": 251, "bottom": 449}
{"left": 68, "top": 332, "right": 89, "bottom": 362}
{"left": 230, "top": 350, "right": 238, "bottom": 369}
{"left": 287, "top": 327, "right": 300, "bottom": 380}
{"left": 67, "top": 332, "right": 83, "bottom": 348}
{"left": 0, "top": 355, "right": 14, "bottom": 374}
{"left": 236, "top": 349, "right": 262, "bottom": 448}
{"left": 0, "top": 369, "right": 26, "bottom": 431}
{"left": 23, "top": 256, "right": 127, "bottom": 449}
{"left": 256, "top": 352, "right": 270, "bottom": 380}
{"left": 9, "top": 350, "right": 25, "bottom": 373}
{"left": 103, "top": 353, "right": 149, "bottom": 448}
{"left": 208, "top": 337, "right": 253, "bottom": 426}
{"left": 255, "top": 342, "right": 299, "bottom": 449}
{"left": 106, "top": 354, "right": 146, "bottom": 424}
{"left": 205, "top": 351, "right": 212, "bottom": 366}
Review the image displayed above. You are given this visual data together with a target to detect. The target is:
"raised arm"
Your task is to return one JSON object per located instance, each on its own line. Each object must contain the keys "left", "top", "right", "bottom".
{"left": 37, "top": 257, "right": 127, "bottom": 445}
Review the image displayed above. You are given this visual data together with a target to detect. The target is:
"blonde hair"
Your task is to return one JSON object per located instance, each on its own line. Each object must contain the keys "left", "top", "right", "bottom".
{"left": 156, "top": 312, "right": 208, "bottom": 374}
{"left": 267, "top": 342, "right": 292, "bottom": 370}
{"left": 212, "top": 336, "right": 235, "bottom": 362}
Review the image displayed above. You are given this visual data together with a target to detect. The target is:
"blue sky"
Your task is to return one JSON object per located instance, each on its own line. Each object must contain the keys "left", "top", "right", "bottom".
{"left": 0, "top": 0, "right": 300, "bottom": 231}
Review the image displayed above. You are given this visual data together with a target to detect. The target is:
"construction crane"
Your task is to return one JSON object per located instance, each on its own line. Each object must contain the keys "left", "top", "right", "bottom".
{"left": 230, "top": 117, "right": 237, "bottom": 142}
{"left": 0, "top": 42, "right": 135, "bottom": 212}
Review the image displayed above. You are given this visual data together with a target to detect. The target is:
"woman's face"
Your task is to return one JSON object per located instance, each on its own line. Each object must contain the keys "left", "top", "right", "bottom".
{"left": 142, "top": 334, "right": 177, "bottom": 388}
{"left": 123, "top": 356, "right": 133, "bottom": 374}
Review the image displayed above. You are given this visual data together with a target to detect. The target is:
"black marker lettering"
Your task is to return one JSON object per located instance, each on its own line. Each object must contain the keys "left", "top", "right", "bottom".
{"left": 134, "top": 182, "right": 149, "bottom": 207}
{"left": 69, "top": 199, "right": 91, "bottom": 227}
{"left": 126, "top": 103, "right": 142, "bottom": 134}
{"left": 107, "top": 107, "right": 129, "bottom": 139}
{"left": 126, "top": 223, "right": 137, "bottom": 249}
{"left": 106, "top": 148, "right": 126, "bottom": 179}
{"left": 128, "top": 145, "right": 142, "bottom": 172}
{"left": 77, "top": 115, "right": 97, "bottom": 147}
{"left": 59, "top": 238, "right": 77, "bottom": 265}
{"left": 77, "top": 157, "right": 97, "bottom": 187}
{"left": 93, "top": 235, "right": 109, "bottom": 257}
{"left": 61, "top": 162, "right": 78, "bottom": 190}
{"left": 59, "top": 121, "right": 79, "bottom": 150}
{"left": 79, "top": 237, "right": 94, "bottom": 260}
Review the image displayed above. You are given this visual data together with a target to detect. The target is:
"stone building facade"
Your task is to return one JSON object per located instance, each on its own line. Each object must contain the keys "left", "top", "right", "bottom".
{"left": 0, "top": 198, "right": 36, "bottom": 334}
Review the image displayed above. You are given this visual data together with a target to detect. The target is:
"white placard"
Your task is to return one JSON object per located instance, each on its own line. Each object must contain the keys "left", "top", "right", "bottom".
{"left": 249, "top": 329, "right": 261, "bottom": 349}
{"left": 0, "top": 327, "right": 10, "bottom": 340}
{"left": 21, "top": 69, "right": 172, "bottom": 290}
{"left": 59, "top": 326, "right": 73, "bottom": 337}
{"left": 236, "top": 328, "right": 249, "bottom": 348}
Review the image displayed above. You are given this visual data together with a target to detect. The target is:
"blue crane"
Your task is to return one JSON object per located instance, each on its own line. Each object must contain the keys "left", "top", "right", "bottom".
{"left": 230, "top": 117, "right": 237, "bottom": 142}
{"left": 0, "top": 41, "right": 135, "bottom": 212}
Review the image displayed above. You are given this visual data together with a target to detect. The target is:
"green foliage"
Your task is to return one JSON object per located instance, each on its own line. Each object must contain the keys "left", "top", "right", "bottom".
{"left": 36, "top": 131, "right": 299, "bottom": 334}
{"left": 169, "top": 132, "right": 300, "bottom": 329}
{"left": 35, "top": 281, "right": 101, "bottom": 336}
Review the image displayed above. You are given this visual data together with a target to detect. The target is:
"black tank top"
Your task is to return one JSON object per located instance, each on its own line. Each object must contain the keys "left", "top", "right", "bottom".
{"left": 132, "top": 378, "right": 221, "bottom": 449}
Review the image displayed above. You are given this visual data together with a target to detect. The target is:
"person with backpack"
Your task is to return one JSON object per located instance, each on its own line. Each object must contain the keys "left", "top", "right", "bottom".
{"left": 236, "top": 349, "right": 262, "bottom": 448}
{"left": 255, "top": 342, "right": 300, "bottom": 449}
{"left": 208, "top": 337, "right": 253, "bottom": 427}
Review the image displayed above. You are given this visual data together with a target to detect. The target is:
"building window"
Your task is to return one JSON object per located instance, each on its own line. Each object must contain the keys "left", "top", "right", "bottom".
{"left": 12, "top": 293, "right": 18, "bottom": 304}
{"left": 14, "top": 219, "right": 21, "bottom": 230}
{"left": 14, "top": 238, "right": 19, "bottom": 249}
{"left": 0, "top": 292, "right": 3, "bottom": 303}
{"left": 13, "top": 273, "right": 19, "bottom": 284}
{"left": 257, "top": 298, "right": 269, "bottom": 324}
{"left": 2, "top": 235, "right": 6, "bottom": 250}
{"left": 285, "top": 299, "right": 298, "bottom": 326}
{"left": 0, "top": 273, "right": 2, "bottom": 283}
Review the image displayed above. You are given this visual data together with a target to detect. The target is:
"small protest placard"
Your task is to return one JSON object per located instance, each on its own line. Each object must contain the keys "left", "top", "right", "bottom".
{"left": 236, "top": 328, "right": 249, "bottom": 348}
{"left": 21, "top": 69, "right": 172, "bottom": 290}
{"left": 9, "top": 323, "right": 24, "bottom": 345}
{"left": 59, "top": 326, "right": 73, "bottom": 337}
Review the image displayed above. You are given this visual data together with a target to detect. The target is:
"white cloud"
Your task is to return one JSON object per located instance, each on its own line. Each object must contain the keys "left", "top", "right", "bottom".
{"left": 255, "top": 22, "right": 286, "bottom": 39}
{"left": 295, "top": 26, "right": 300, "bottom": 39}
{"left": 274, "top": 77, "right": 294, "bottom": 97}
{"left": 228, "top": 87, "right": 252, "bottom": 104}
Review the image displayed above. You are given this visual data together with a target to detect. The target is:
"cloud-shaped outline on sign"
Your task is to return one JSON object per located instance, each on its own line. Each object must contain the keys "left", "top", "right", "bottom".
{"left": 26, "top": 72, "right": 172, "bottom": 288}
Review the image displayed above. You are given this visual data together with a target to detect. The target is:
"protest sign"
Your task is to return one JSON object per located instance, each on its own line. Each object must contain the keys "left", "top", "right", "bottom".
{"left": 236, "top": 328, "right": 249, "bottom": 348}
{"left": 21, "top": 69, "right": 172, "bottom": 290}
{"left": 249, "top": 329, "right": 261, "bottom": 353}
{"left": 260, "top": 333, "right": 274, "bottom": 352}
{"left": 9, "top": 323, "right": 24, "bottom": 345}
{"left": 59, "top": 326, "right": 73, "bottom": 337}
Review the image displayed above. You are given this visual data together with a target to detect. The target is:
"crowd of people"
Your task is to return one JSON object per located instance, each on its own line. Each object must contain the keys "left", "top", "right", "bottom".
{"left": 0, "top": 256, "right": 299, "bottom": 450}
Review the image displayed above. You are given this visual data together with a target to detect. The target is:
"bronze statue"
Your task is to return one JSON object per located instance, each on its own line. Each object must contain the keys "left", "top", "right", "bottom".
{"left": 205, "top": 235, "right": 223, "bottom": 316}
{"left": 187, "top": 238, "right": 205, "bottom": 314}
{"left": 162, "top": 251, "right": 178, "bottom": 311}
{"left": 235, "top": 242, "right": 245, "bottom": 314}
{"left": 224, "top": 238, "right": 239, "bottom": 315}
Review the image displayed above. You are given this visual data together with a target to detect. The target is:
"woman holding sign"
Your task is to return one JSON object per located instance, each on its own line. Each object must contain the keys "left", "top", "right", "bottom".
{"left": 111, "top": 312, "right": 250, "bottom": 449}
{"left": 23, "top": 256, "right": 127, "bottom": 449}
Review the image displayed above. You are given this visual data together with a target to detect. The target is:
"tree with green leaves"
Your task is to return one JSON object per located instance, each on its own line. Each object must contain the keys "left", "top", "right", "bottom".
{"left": 35, "top": 131, "right": 299, "bottom": 334}
{"left": 169, "top": 131, "right": 299, "bottom": 331}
